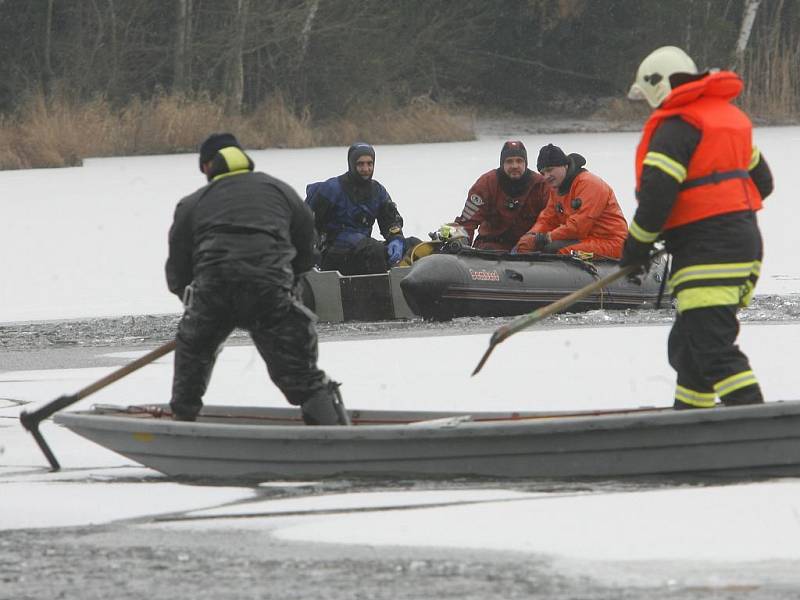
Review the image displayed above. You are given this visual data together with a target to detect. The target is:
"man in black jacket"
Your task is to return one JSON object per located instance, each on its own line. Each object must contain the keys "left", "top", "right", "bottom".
{"left": 166, "top": 133, "right": 348, "bottom": 425}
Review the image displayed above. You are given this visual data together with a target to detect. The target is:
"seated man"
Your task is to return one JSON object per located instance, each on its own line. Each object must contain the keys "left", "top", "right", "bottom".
{"left": 514, "top": 144, "right": 628, "bottom": 259}
{"left": 445, "top": 140, "right": 549, "bottom": 251}
{"left": 305, "top": 143, "right": 417, "bottom": 275}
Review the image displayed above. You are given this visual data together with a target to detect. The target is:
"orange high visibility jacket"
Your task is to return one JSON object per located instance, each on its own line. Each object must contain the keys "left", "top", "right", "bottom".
{"left": 635, "top": 71, "right": 762, "bottom": 230}
{"left": 522, "top": 170, "right": 628, "bottom": 258}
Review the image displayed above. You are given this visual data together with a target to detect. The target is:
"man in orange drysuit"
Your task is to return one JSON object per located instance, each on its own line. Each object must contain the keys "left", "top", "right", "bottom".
{"left": 513, "top": 144, "right": 628, "bottom": 259}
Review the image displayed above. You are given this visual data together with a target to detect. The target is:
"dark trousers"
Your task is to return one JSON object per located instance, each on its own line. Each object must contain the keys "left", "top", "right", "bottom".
{"left": 320, "top": 236, "right": 422, "bottom": 275}
{"left": 170, "top": 280, "right": 328, "bottom": 418}
{"left": 665, "top": 211, "right": 764, "bottom": 409}
{"left": 668, "top": 306, "right": 762, "bottom": 408}
{"left": 321, "top": 237, "right": 388, "bottom": 275}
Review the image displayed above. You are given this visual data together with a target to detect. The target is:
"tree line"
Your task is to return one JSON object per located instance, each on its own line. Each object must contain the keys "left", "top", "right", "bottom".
{"left": 0, "top": 0, "right": 796, "bottom": 120}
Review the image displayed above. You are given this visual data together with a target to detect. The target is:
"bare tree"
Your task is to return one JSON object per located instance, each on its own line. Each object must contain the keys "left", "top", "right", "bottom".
{"left": 106, "top": 0, "right": 120, "bottom": 95}
{"left": 174, "top": 0, "right": 193, "bottom": 93}
{"left": 42, "top": 0, "right": 55, "bottom": 97}
{"left": 299, "top": 0, "right": 319, "bottom": 64}
{"left": 731, "top": 0, "right": 762, "bottom": 69}
{"left": 224, "top": 0, "right": 249, "bottom": 113}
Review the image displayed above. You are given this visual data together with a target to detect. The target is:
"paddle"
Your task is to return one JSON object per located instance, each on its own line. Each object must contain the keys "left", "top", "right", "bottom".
{"left": 19, "top": 339, "right": 177, "bottom": 471}
{"left": 472, "top": 252, "right": 665, "bottom": 376}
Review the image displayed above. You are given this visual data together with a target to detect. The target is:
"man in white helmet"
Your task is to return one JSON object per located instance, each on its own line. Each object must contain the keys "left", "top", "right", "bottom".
{"left": 621, "top": 46, "right": 774, "bottom": 410}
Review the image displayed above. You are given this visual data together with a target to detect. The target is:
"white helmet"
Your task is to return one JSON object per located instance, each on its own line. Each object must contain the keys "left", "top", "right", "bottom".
{"left": 628, "top": 46, "right": 698, "bottom": 108}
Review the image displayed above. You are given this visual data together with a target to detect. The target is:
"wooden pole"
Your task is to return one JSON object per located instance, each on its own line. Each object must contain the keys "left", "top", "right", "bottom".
{"left": 20, "top": 339, "right": 177, "bottom": 470}
{"left": 473, "top": 253, "right": 664, "bottom": 376}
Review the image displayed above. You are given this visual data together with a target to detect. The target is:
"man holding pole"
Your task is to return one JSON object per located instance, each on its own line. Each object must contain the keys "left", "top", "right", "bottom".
{"left": 621, "top": 46, "right": 774, "bottom": 410}
{"left": 165, "top": 133, "right": 348, "bottom": 425}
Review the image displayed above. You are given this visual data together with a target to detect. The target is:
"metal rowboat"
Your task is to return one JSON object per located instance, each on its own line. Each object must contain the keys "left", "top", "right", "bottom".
{"left": 54, "top": 400, "right": 800, "bottom": 481}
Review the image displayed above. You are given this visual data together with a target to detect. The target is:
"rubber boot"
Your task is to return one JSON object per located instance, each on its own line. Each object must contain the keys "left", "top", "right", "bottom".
{"left": 330, "top": 381, "right": 351, "bottom": 425}
{"left": 673, "top": 399, "right": 713, "bottom": 410}
{"left": 722, "top": 385, "right": 764, "bottom": 407}
{"left": 171, "top": 410, "right": 198, "bottom": 422}
{"left": 301, "top": 381, "right": 350, "bottom": 426}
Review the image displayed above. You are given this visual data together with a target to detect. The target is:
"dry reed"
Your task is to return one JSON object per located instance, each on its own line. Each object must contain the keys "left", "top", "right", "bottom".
{"left": 741, "top": 37, "right": 800, "bottom": 122}
{"left": 589, "top": 97, "right": 649, "bottom": 126}
{"left": 0, "top": 91, "right": 475, "bottom": 170}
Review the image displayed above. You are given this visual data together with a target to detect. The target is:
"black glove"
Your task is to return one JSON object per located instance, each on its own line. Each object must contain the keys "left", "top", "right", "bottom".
{"left": 532, "top": 232, "right": 551, "bottom": 251}
{"left": 619, "top": 236, "right": 654, "bottom": 285}
{"left": 512, "top": 231, "right": 550, "bottom": 254}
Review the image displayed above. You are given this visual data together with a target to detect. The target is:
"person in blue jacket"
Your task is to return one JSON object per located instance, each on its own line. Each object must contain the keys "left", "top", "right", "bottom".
{"left": 306, "top": 143, "right": 418, "bottom": 274}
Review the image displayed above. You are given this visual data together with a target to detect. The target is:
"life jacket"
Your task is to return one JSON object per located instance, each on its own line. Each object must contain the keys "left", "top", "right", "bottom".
{"left": 635, "top": 71, "right": 762, "bottom": 231}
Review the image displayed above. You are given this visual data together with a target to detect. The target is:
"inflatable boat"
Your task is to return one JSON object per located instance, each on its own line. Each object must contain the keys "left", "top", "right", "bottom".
{"left": 300, "top": 246, "right": 667, "bottom": 322}
{"left": 400, "top": 247, "right": 667, "bottom": 321}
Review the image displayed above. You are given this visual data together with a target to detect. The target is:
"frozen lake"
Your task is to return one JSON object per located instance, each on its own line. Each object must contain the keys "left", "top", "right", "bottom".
{"left": 2, "top": 126, "right": 799, "bottom": 323}
{"left": 2, "top": 126, "right": 799, "bottom": 598}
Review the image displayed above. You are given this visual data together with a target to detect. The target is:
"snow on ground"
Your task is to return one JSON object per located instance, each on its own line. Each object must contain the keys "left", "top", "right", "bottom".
{"left": 164, "top": 482, "right": 800, "bottom": 562}
{"left": 2, "top": 127, "right": 800, "bottom": 584}
{"left": 3, "top": 323, "right": 800, "bottom": 569}
{"left": 3, "top": 323, "right": 800, "bottom": 417}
